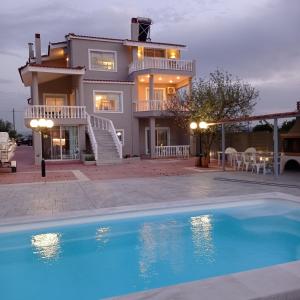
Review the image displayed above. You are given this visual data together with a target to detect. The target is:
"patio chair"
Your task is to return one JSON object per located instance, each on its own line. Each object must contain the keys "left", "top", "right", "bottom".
{"left": 225, "top": 147, "right": 237, "bottom": 166}
{"left": 235, "top": 153, "right": 243, "bottom": 171}
{"left": 242, "top": 153, "right": 253, "bottom": 172}
{"left": 251, "top": 155, "right": 266, "bottom": 175}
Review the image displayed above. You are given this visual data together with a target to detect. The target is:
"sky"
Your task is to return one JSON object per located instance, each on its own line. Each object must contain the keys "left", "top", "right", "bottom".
{"left": 1, "top": 0, "right": 299, "bottom": 132}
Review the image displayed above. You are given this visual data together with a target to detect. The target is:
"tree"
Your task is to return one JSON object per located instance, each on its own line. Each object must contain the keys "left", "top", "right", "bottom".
{"left": 252, "top": 121, "right": 273, "bottom": 132}
{"left": 280, "top": 119, "right": 296, "bottom": 133}
{"left": 0, "top": 119, "right": 17, "bottom": 138}
{"left": 168, "top": 70, "right": 259, "bottom": 161}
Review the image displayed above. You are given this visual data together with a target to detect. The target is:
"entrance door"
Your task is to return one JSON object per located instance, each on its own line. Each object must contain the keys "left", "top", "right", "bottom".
{"left": 145, "top": 127, "right": 170, "bottom": 154}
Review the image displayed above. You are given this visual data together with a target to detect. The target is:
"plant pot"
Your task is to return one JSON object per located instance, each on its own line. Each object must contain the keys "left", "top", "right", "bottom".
{"left": 195, "top": 156, "right": 201, "bottom": 167}
{"left": 83, "top": 160, "right": 96, "bottom": 166}
{"left": 201, "top": 156, "right": 209, "bottom": 168}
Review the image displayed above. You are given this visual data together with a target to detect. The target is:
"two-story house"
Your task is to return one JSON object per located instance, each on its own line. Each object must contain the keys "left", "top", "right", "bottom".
{"left": 19, "top": 17, "right": 196, "bottom": 165}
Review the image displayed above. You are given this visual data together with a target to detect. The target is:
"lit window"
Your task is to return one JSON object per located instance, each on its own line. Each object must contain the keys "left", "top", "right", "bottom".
{"left": 89, "top": 50, "right": 117, "bottom": 71}
{"left": 116, "top": 129, "right": 124, "bottom": 145}
{"left": 94, "top": 92, "right": 123, "bottom": 113}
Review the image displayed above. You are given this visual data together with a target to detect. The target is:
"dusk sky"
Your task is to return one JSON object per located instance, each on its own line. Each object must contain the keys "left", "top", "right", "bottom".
{"left": 1, "top": 0, "right": 299, "bottom": 132}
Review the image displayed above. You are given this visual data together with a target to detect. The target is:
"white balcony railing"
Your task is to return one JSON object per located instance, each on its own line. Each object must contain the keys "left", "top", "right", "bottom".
{"left": 135, "top": 100, "right": 167, "bottom": 112}
{"left": 129, "top": 57, "right": 195, "bottom": 74}
{"left": 25, "top": 105, "right": 87, "bottom": 119}
{"left": 155, "top": 145, "right": 190, "bottom": 158}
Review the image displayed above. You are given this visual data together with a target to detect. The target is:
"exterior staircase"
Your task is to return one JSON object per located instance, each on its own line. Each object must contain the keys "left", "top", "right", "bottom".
{"left": 86, "top": 114, "right": 122, "bottom": 165}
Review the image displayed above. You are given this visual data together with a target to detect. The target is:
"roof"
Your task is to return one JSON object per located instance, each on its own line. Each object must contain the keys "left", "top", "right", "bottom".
{"left": 66, "top": 33, "right": 186, "bottom": 48}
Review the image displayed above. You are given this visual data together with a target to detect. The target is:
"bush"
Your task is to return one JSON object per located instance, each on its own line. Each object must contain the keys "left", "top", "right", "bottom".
{"left": 85, "top": 154, "right": 95, "bottom": 161}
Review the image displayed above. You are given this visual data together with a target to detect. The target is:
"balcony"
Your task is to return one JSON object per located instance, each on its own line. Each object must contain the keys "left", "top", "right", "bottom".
{"left": 135, "top": 100, "right": 167, "bottom": 112}
{"left": 24, "top": 105, "right": 87, "bottom": 123}
{"left": 129, "top": 58, "right": 195, "bottom": 74}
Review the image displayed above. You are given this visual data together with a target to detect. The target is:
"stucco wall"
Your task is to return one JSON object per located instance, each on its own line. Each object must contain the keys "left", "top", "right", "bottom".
{"left": 38, "top": 77, "right": 74, "bottom": 105}
{"left": 138, "top": 117, "right": 189, "bottom": 155}
{"left": 70, "top": 39, "right": 131, "bottom": 81}
{"left": 83, "top": 81, "right": 137, "bottom": 156}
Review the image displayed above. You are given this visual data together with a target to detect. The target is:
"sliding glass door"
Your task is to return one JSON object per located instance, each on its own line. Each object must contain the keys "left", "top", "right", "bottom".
{"left": 42, "top": 126, "right": 79, "bottom": 160}
{"left": 145, "top": 127, "right": 170, "bottom": 154}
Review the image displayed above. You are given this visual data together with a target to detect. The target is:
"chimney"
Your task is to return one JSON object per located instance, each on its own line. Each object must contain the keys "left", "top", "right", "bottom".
{"left": 28, "top": 42, "right": 34, "bottom": 61}
{"left": 131, "top": 17, "right": 152, "bottom": 42}
{"left": 35, "top": 33, "right": 42, "bottom": 64}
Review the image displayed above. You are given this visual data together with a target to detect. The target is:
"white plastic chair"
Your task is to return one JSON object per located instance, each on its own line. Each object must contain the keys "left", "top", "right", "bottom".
{"left": 225, "top": 147, "right": 237, "bottom": 166}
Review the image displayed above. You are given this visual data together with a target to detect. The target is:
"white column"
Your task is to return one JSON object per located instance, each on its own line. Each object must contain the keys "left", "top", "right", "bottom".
{"left": 150, "top": 117, "right": 156, "bottom": 158}
{"left": 273, "top": 118, "right": 279, "bottom": 177}
{"left": 78, "top": 75, "right": 84, "bottom": 106}
{"left": 149, "top": 74, "right": 154, "bottom": 110}
{"left": 222, "top": 123, "right": 225, "bottom": 171}
{"left": 31, "top": 71, "right": 42, "bottom": 165}
{"left": 32, "top": 72, "right": 39, "bottom": 105}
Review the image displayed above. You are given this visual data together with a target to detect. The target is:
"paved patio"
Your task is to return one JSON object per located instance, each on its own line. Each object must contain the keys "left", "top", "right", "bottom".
{"left": 0, "top": 145, "right": 299, "bottom": 221}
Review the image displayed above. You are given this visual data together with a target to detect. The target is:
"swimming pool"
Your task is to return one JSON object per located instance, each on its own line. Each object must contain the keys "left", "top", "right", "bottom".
{"left": 1, "top": 199, "right": 300, "bottom": 299}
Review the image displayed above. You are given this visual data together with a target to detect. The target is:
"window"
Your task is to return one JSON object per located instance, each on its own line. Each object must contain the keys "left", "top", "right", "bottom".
{"left": 116, "top": 129, "right": 124, "bottom": 145}
{"left": 144, "top": 48, "right": 165, "bottom": 58}
{"left": 89, "top": 50, "right": 117, "bottom": 71}
{"left": 44, "top": 94, "right": 66, "bottom": 106}
{"left": 94, "top": 91, "right": 123, "bottom": 113}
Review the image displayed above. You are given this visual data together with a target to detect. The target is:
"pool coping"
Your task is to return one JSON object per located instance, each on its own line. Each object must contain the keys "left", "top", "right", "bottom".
{"left": 1, "top": 192, "right": 300, "bottom": 300}
{"left": 0, "top": 192, "right": 298, "bottom": 232}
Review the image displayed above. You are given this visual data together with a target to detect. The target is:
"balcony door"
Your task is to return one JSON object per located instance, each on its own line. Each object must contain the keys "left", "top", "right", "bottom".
{"left": 145, "top": 88, "right": 166, "bottom": 101}
{"left": 44, "top": 94, "right": 67, "bottom": 106}
{"left": 145, "top": 127, "right": 170, "bottom": 154}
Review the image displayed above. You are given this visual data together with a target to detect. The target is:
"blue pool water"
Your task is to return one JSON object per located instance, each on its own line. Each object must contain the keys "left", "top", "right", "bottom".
{"left": 1, "top": 200, "right": 300, "bottom": 299}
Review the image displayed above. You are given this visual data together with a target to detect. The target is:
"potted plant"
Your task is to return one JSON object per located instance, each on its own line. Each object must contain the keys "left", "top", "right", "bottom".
{"left": 84, "top": 154, "right": 96, "bottom": 165}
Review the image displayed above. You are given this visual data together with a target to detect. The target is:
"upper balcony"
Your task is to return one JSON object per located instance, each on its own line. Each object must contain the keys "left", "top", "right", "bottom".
{"left": 128, "top": 57, "right": 196, "bottom": 75}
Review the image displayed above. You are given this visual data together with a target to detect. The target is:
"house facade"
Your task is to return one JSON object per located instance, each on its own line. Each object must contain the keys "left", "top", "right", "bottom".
{"left": 19, "top": 17, "right": 196, "bottom": 165}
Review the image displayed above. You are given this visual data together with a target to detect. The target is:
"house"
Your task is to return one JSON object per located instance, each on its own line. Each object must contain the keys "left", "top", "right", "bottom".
{"left": 19, "top": 17, "right": 196, "bottom": 165}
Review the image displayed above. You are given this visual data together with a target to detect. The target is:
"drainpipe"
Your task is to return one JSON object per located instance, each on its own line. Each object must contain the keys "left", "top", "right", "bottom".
{"left": 35, "top": 33, "right": 42, "bottom": 64}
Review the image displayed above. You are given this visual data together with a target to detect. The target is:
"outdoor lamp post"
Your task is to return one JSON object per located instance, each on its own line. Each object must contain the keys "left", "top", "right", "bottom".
{"left": 30, "top": 118, "right": 54, "bottom": 177}
{"left": 190, "top": 121, "right": 208, "bottom": 167}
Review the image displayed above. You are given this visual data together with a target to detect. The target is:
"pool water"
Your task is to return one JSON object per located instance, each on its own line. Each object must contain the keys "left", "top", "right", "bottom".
{"left": 1, "top": 200, "right": 300, "bottom": 299}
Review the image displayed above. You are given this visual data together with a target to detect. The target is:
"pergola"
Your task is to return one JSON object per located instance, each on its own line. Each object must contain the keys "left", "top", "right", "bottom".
{"left": 216, "top": 109, "right": 300, "bottom": 177}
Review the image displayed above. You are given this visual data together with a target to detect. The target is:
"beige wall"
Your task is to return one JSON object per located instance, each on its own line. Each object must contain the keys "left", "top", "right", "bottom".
{"left": 137, "top": 82, "right": 177, "bottom": 100}
{"left": 70, "top": 39, "right": 131, "bottom": 81}
{"left": 138, "top": 117, "right": 189, "bottom": 155}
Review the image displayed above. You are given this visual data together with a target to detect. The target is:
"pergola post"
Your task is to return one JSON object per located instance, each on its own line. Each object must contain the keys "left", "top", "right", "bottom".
{"left": 273, "top": 117, "right": 279, "bottom": 177}
{"left": 221, "top": 123, "right": 225, "bottom": 171}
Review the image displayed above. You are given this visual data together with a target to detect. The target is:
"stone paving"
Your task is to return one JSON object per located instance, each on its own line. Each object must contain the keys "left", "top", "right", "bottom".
{"left": 0, "top": 145, "right": 299, "bottom": 221}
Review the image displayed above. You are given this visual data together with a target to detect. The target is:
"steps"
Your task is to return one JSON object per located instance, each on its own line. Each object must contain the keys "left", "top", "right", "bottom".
{"left": 93, "top": 129, "right": 122, "bottom": 165}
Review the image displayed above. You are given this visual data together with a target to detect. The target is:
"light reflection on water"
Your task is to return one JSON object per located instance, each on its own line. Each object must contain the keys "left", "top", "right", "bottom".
{"left": 31, "top": 233, "right": 62, "bottom": 261}
{"left": 138, "top": 220, "right": 185, "bottom": 280}
{"left": 96, "top": 227, "right": 111, "bottom": 248}
{"left": 190, "top": 215, "right": 214, "bottom": 262}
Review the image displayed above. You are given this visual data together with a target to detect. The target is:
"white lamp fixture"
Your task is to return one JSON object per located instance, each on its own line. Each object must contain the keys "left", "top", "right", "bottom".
{"left": 30, "top": 119, "right": 39, "bottom": 128}
{"left": 190, "top": 122, "right": 197, "bottom": 130}
{"left": 199, "top": 121, "right": 208, "bottom": 129}
{"left": 30, "top": 119, "right": 54, "bottom": 129}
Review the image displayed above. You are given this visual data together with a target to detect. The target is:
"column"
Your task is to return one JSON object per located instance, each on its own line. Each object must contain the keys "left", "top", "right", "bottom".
{"left": 32, "top": 71, "right": 42, "bottom": 165}
{"left": 78, "top": 75, "right": 84, "bottom": 106}
{"left": 221, "top": 123, "right": 225, "bottom": 171}
{"left": 149, "top": 74, "right": 154, "bottom": 110}
{"left": 32, "top": 72, "right": 39, "bottom": 105}
{"left": 149, "top": 117, "right": 156, "bottom": 158}
{"left": 78, "top": 125, "right": 86, "bottom": 158}
{"left": 187, "top": 77, "right": 192, "bottom": 98}
{"left": 273, "top": 118, "right": 279, "bottom": 177}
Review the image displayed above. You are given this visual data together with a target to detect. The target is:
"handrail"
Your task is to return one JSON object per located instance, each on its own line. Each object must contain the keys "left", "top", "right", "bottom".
{"left": 129, "top": 57, "right": 194, "bottom": 73}
{"left": 86, "top": 114, "right": 98, "bottom": 161}
{"left": 25, "top": 105, "right": 87, "bottom": 119}
{"left": 89, "top": 114, "right": 122, "bottom": 159}
{"left": 155, "top": 145, "right": 190, "bottom": 158}
{"left": 136, "top": 100, "right": 167, "bottom": 111}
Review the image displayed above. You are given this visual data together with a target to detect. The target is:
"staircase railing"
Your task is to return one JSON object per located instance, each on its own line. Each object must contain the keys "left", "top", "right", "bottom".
{"left": 86, "top": 114, "right": 98, "bottom": 161}
{"left": 88, "top": 114, "right": 123, "bottom": 159}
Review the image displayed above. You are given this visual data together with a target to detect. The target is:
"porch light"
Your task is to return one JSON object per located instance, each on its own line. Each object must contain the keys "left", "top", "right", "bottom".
{"left": 30, "top": 118, "right": 54, "bottom": 129}
{"left": 190, "top": 122, "right": 197, "bottom": 130}
{"left": 199, "top": 121, "right": 208, "bottom": 129}
{"left": 158, "top": 77, "right": 162, "bottom": 81}
{"left": 30, "top": 119, "right": 39, "bottom": 128}
{"left": 169, "top": 80, "right": 173, "bottom": 83}
{"left": 176, "top": 76, "right": 180, "bottom": 80}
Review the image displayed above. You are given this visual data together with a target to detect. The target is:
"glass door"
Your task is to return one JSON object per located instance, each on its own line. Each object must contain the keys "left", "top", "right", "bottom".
{"left": 145, "top": 127, "right": 170, "bottom": 154}
{"left": 42, "top": 126, "right": 79, "bottom": 160}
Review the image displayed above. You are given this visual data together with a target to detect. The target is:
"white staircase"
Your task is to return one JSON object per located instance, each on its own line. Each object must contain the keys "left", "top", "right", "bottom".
{"left": 87, "top": 114, "right": 122, "bottom": 165}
